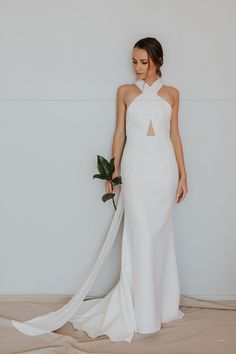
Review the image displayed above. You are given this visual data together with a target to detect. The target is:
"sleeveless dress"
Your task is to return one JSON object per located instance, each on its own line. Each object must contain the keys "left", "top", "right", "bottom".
{"left": 11, "top": 77, "right": 184, "bottom": 343}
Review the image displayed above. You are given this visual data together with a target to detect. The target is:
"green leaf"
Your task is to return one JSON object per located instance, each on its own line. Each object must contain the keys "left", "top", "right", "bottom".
{"left": 93, "top": 173, "right": 106, "bottom": 180}
{"left": 109, "top": 157, "right": 115, "bottom": 176}
{"left": 112, "top": 176, "right": 122, "bottom": 185}
{"left": 102, "top": 192, "right": 115, "bottom": 202}
{"left": 97, "top": 155, "right": 111, "bottom": 178}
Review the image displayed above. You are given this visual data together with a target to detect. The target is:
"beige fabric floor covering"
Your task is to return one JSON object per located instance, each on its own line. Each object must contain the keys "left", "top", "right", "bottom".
{"left": 0, "top": 294, "right": 236, "bottom": 354}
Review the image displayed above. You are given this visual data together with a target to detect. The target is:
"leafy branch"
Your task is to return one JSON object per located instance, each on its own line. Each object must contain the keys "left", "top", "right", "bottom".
{"left": 93, "top": 155, "right": 122, "bottom": 210}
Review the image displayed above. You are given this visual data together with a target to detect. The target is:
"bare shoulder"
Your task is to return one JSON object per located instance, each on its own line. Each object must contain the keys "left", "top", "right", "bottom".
{"left": 116, "top": 83, "right": 137, "bottom": 108}
{"left": 116, "top": 83, "right": 134, "bottom": 95}
{"left": 164, "top": 85, "right": 179, "bottom": 97}
{"left": 162, "top": 85, "right": 180, "bottom": 108}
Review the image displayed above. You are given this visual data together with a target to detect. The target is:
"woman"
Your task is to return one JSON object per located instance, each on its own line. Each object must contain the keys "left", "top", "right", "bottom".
{"left": 11, "top": 37, "right": 188, "bottom": 343}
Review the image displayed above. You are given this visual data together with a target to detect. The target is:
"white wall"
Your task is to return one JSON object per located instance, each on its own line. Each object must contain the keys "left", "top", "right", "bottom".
{"left": 0, "top": 0, "right": 235, "bottom": 300}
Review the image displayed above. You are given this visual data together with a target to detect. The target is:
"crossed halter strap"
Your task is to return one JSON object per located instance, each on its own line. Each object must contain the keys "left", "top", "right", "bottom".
{"left": 134, "top": 77, "right": 164, "bottom": 95}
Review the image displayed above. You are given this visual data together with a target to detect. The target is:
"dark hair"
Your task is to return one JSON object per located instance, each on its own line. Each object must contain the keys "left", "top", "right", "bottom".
{"left": 133, "top": 37, "right": 164, "bottom": 77}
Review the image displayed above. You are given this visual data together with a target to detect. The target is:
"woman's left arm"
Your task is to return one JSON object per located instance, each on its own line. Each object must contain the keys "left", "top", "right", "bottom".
{"left": 169, "top": 87, "right": 188, "bottom": 203}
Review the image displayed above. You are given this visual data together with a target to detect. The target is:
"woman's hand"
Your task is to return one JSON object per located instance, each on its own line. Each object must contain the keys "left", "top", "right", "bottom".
{"left": 105, "top": 174, "right": 120, "bottom": 194}
{"left": 176, "top": 175, "right": 188, "bottom": 203}
{"left": 105, "top": 180, "right": 114, "bottom": 194}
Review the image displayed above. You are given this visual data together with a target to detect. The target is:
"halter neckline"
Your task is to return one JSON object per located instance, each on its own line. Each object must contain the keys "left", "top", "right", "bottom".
{"left": 134, "top": 76, "right": 164, "bottom": 93}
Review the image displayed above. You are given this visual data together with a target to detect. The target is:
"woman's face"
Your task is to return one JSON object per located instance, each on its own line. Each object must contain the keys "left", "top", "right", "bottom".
{"left": 132, "top": 47, "right": 157, "bottom": 79}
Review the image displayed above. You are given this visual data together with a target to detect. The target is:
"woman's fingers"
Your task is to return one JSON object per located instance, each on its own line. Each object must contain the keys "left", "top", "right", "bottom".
{"left": 179, "top": 187, "right": 187, "bottom": 202}
{"left": 105, "top": 181, "right": 121, "bottom": 194}
{"left": 176, "top": 187, "right": 182, "bottom": 202}
{"left": 105, "top": 181, "right": 113, "bottom": 194}
{"left": 176, "top": 186, "right": 187, "bottom": 203}
{"left": 105, "top": 181, "right": 109, "bottom": 194}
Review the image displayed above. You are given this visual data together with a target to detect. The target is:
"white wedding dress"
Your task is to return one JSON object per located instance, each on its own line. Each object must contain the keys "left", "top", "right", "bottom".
{"left": 11, "top": 77, "right": 184, "bottom": 343}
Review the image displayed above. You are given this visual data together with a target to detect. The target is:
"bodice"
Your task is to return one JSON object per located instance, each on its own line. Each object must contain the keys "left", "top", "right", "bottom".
{"left": 125, "top": 77, "right": 172, "bottom": 141}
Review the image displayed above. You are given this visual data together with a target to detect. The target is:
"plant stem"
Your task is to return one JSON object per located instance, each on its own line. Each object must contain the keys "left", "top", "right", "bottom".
{"left": 112, "top": 196, "right": 116, "bottom": 210}
{"left": 110, "top": 179, "right": 117, "bottom": 210}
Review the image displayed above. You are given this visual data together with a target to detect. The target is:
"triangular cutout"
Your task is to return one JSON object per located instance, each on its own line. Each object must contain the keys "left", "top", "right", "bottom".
{"left": 146, "top": 119, "right": 156, "bottom": 136}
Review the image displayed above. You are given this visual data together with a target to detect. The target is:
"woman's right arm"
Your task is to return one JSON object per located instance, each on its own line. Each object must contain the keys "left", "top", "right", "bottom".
{"left": 105, "top": 85, "right": 127, "bottom": 194}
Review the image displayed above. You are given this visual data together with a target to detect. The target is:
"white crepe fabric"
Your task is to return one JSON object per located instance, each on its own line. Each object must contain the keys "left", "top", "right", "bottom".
{"left": 11, "top": 77, "right": 184, "bottom": 343}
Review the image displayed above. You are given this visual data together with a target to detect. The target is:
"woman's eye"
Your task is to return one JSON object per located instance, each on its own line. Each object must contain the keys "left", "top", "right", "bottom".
{"left": 132, "top": 62, "right": 148, "bottom": 65}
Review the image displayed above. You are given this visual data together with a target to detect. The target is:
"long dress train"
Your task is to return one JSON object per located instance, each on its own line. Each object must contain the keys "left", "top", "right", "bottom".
{"left": 11, "top": 76, "right": 184, "bottom": 343}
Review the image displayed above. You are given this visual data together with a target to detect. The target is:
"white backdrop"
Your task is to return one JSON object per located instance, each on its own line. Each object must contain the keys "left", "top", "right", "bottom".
{"left": 0, "top": 0, "right": 235, "bottom": 300}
